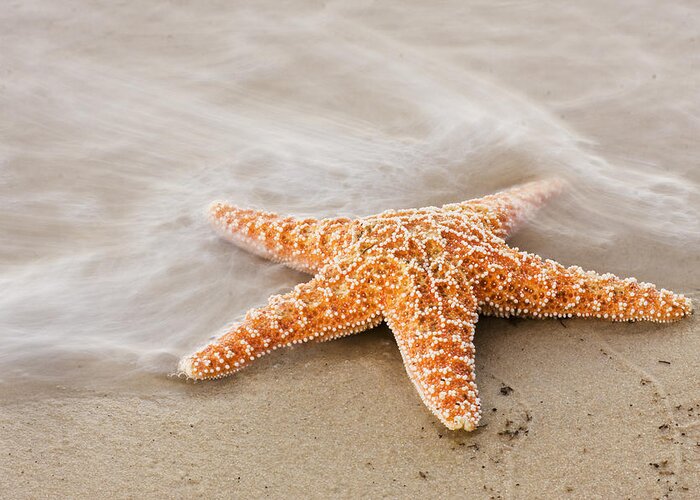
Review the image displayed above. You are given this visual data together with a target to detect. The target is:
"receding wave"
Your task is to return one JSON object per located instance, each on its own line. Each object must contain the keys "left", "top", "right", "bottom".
{"left": 1, "top": 5, "right": 697, "bottom": 386}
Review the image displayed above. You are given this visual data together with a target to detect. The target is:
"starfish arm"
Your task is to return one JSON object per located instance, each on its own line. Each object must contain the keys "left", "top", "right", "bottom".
{"left": 382, "top": 261, "right": 481, "bottom": 431}
{"left": 209, "top": 202, "right": 355, "bottom": 273}
{"left": 476, "top": 244, "right": 693, "bottom": 322}
{"left": 179, "top": 258, "right": 382, "bottom": 380}
{"left": 444, "top": 179, "right": 564, "bottom": 238}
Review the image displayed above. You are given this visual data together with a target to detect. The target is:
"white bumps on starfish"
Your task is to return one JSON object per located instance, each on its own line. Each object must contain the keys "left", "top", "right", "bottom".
{"left": 179, "top": 179, "right": 692, "bottom": 431}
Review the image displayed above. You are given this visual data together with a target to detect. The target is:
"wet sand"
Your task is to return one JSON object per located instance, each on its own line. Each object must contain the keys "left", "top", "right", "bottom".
{"left": 2, "top": 312, "right": 699, "bottom": 497}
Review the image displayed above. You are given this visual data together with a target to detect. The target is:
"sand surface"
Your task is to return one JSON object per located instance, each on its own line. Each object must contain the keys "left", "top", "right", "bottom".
{"left": 3, "top": 315, "right": 700, "bottom": 498}
{"left": 1, "top": 0, "right": 699, "bottom": 498}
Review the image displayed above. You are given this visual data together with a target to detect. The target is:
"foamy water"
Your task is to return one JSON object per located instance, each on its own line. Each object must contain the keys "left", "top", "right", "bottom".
{"left": 1, "top": 1, "right": 698, "bottom": 386}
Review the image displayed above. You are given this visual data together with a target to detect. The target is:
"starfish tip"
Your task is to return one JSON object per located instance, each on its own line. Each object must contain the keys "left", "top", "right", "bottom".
{"left": 443, "top": 415, "right": 479, "bottom": 432}
{"left": 178, "top": 356, "right": 199, "bottom": 380}
{"left": 207, "top": 200, "right": 230, "bottom": 219}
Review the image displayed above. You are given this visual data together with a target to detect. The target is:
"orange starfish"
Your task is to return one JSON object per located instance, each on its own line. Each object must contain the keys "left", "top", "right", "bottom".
{"left": 180, "top": 179, "right": 692, "bottom": 430}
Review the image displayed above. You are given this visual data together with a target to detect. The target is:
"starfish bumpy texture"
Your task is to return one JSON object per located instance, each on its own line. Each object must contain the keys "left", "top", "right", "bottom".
{"left": 180, "top": 180, "right": 692, "bottom": 430}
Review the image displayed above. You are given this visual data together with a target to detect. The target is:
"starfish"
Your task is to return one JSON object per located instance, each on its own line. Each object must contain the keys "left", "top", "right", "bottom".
{"left": 180, "top": 179, "right": 692, "bottom": 430}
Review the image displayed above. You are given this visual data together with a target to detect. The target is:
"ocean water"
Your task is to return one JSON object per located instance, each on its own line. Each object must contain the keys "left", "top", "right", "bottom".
{"left": 1, "top": 0, "right": 698, "bottom": 387}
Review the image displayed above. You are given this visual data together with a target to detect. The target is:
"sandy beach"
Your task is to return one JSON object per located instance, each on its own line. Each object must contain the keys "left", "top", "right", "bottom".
{"left": 3, "top": 313, "right": 699, "bottom": 497}
{"left": 2, "top": 0, "right": 699, "bottom": 498}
